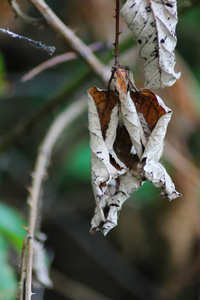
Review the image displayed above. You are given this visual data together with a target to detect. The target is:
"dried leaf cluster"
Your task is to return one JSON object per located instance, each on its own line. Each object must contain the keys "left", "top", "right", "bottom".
{"left": 88, "top": 0, "right": 181, "bottom": 235}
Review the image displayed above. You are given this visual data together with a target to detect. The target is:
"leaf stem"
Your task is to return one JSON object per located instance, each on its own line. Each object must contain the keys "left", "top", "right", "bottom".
{"left": 114, "top": 0, "right": 120, "bottom": 68}
{"left": 107, "top": 0, "right": 121, "bottom": 90}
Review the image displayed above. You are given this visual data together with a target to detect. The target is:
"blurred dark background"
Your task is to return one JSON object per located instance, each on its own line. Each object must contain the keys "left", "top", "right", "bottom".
{"left": 0, "top": 1, "right": 200, "bottom": 299}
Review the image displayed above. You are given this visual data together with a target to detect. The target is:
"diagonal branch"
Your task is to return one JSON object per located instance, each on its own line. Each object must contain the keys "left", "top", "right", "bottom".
{"left": 28, "top": 0, "right": 110, "bottom": 82}
{"left": 21, "top": 52, "right": 77, "bottom": 82}
{"left": 21, "top": 42, "right": 106, "bottom": 82}
{"left": 164, "top": 141, "right": 200, "bottom": 187}
{"left": 22, "top": 96, "right": 87, "bottom": 300}
{"left": 0, "top": 28, "right": 55, "bottom": 55}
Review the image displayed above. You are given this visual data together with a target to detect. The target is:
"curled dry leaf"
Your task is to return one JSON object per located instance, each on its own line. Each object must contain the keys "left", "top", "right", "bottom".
{"left": 115, "top": 69, "right": 181, "bottom": 200}
{"left": 88, "top": 86, "right": 129, "bottom": 235}
{"left": 88, "top": 67, "right": 181, "bottom": 235}
{"left": 120, "top": 0, "right": 181, "bottom": 89}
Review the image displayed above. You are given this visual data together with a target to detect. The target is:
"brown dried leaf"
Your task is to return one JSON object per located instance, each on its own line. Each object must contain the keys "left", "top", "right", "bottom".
{"left": 114, "top": 125, "right": 140, "bottom": 170}
{"left": 114, "top": 66, "right": 128, "bottom": 94}
{"left": 88, "top": 86, "right": 118, "bottom": 139}
{"left": 131, "top": 89, "right": 167, "bottom": 130}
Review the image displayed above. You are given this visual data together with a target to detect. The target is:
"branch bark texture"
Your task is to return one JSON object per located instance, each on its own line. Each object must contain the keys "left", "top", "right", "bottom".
{"left": 23, "top": 97, "right": 87, "bottom": 299}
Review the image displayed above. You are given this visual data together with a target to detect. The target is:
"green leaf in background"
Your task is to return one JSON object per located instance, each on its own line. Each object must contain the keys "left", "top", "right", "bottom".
{"left": 0, "top": 236, "right": 18, "bottom": 300}
{"left": 65, "top": 138, "right": 91, "bottom": 182}
{"left": 132, "top": 159, "right": 175, "bottom": 207}
{"left": 133, "top": 181, "right": 159, "bottom": 206}
{"left": 0, "top": 203, "right": 26, "bottom": 253}
{"left": 0, "top": 51, "right": 8, "bottom": 96}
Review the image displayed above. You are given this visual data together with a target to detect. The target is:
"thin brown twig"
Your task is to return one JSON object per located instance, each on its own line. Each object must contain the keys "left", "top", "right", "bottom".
{"left": 19, "top": 235, "right": 29, "bottom": 300}
{"left": 51, "top": 268, "right": 111, "bottom": 300}
{"left": 22, "top": 96, "right": 87, "bottom": 300}
{"left": 106, "top": 0, "right": 121, "bottom": 106}
{"left": 21, "top": 42, "right": 106, "bottom": 82}
{"left": 8, "top": 0, "right": 43, "bottom": 25}
{"left": 21, "top": 52, "right": 76, "bottom": 82}
{"left": 28, "top": 0, "right": 110, "bottom": 82}
{"left": 164, "top": 140, "right": 200, "bottom": 187}
{"left": 0, "top": 28, "right": 55, "bottom": 55}
{"left": 113, "top": 0, "right": 120, "bottom": 69}
{"left": 160, "top": 246, "right": 200, "bottom": 299}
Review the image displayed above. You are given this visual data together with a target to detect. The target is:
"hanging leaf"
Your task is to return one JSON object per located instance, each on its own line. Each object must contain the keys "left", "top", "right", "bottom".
{"left": 115, "top": 68, "right": 181, "bottom": 200}
{"left": 88, "top": 68, "right": 181, "bottom": 235}
{"left": 88, "top": 87, "right": 128, "bottom": 235}
{"left": 120, "top": 0, "right": 181, "bottom": 89}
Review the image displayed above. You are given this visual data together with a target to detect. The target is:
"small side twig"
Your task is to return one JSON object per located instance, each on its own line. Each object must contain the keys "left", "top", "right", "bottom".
{"left": 19, "top": 235, "right": 29, "bottom": 300}
{"left": 21, "top": 42, "right": 106, "bottom": 82}
{"left": 165, "top": 141, "right": 200, "bottom": 187}
{"left": 0, "top": 28, "right": 55, "bottom": 55}
{"left": 28, "top": 0, "right": 110, "bottom": 82}
{"left": 21, "top": 96, "right": 87, "bottom": 300}
{"left": 21, "top": 52, "right": 77, "bottom": 82}
{"left": 8, "top": 0, "right": 43, "bottom": 25}
{"left": 51, "top": 268, "right": 111, "bottom": 300}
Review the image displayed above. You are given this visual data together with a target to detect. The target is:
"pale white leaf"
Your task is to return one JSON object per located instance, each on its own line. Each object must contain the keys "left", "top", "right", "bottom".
{"left": 88, "top": 88, "right": 127, "bottom": 171}
{"left": 117, "top": 89, "right": 146, "bottom": 158}
{"left": 88, "top": 88, "right": 128, "bottom": 234}
{"left": 140, "top": 94, "right": 172, "bottom": 162}
{"left": 120, "top": 0, "right": 181, "bottom": 89}
{"left": 143, "top": 161, "right": 181, "bottom": 200}
{"left": 115, "top": 80, "right": 181, "bottom": 201}
{"left": 91, "top": 172, "right": 142, "bottom": 235}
